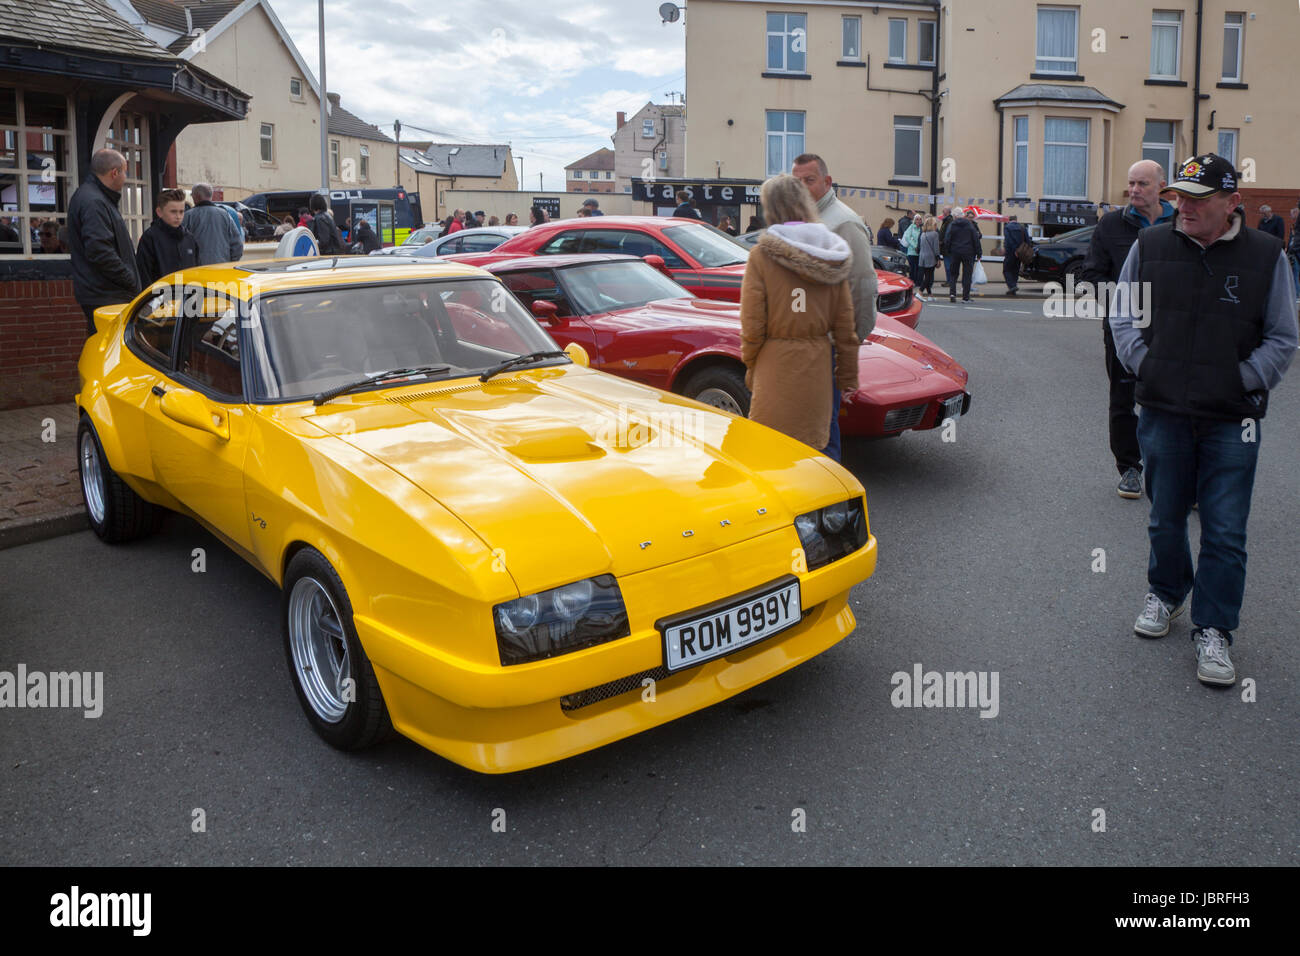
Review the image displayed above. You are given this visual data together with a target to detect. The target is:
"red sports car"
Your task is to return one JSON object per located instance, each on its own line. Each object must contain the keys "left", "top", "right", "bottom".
{"left": 477, "top": 254, "right": 968, "bottom": 438}
{"left": 443, "top": 215, "right": 923, "bottom": 329}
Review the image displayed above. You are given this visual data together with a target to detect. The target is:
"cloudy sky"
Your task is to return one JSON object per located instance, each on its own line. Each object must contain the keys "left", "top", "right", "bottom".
{"left": 272, "top": 0, "right": 687, "bottom": 190}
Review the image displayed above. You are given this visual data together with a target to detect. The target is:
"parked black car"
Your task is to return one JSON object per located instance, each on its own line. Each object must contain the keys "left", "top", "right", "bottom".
{"left": 1019, "top": 224, "right": 1094, "bottom": 284}
{"left": 216, "top": 201, "right": 281, "bottom": 242}
{"left": 736, "top": 229, "right": 911, "bottom": 275}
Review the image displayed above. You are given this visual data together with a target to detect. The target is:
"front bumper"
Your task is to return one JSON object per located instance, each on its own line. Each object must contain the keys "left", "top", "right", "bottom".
{"left": 356, "top": 524, "right": 877, "bottom": 773}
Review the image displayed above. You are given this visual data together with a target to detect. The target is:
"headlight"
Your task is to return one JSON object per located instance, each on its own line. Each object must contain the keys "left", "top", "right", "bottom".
{"left": 494, "top": 574, "right": 629, "bottom": 666}
{"left": 794, "top": 498, "right": 869, "bottom": 571}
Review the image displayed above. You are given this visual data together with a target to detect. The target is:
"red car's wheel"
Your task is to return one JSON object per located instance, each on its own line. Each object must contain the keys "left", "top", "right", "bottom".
{"left": 681, "top": 365, "right": 750, "bottom": 416}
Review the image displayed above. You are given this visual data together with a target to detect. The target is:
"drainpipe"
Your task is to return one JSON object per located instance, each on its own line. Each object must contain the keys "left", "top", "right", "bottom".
{"left": 996, "top": 108, "right": 1004, "bottom": 235}
{"left": 1191, "top": 0, "right": 1204, "bottom": 155}
{"left": 930, "top": 3, "right": 941, "bottom": 214}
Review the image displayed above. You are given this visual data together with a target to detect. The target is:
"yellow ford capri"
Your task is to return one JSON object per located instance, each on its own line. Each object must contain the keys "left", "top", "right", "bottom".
{"left": 76, "top": 258, "right": 877, "bottom": 773}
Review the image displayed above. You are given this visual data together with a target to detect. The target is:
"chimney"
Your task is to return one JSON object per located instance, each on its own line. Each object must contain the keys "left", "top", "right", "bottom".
{"left": 616, "top": 111, "right": 626, "bottom": 130}
{"left": 327, "top": 92, "right": 341, "bottom": 113}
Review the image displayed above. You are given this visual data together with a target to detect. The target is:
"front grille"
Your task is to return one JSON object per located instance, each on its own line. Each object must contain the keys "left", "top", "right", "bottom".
{"left": 561, "top": 665, "right": 673, "bottom": 712}
{"left": 877, "top": 289, "right": 913, "bottom": 314}
{"left": 883, "top": 404, "right": 926, "bottom": 431}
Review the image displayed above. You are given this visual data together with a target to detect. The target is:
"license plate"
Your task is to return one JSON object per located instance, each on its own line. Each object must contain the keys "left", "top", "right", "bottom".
{"left": 942, "top": 394, "right": 964, "bottom": 421}
{"left": 659, "top": 578, "right": 802, "bottom": 672}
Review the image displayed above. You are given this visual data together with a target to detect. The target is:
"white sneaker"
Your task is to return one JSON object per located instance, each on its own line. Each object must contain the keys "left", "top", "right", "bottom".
{"left": 1193, "top": 628, "right": 1236, "bottom": 685}
{"left": 1133, "top": 591, "right": 1186, "bottom": 638}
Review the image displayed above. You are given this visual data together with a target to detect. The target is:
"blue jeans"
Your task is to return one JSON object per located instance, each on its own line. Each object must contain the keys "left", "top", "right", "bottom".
{"left": 1290, "top": 255, "right": 1299, "bottom": 296}
{"left": 821, "top": 346, "right": 842, "bottom": 462}
{"left": 943, "top": 256, "right": 955, "bottom": 287}
{"left": 1137, "top": 407, "right": 1261, "bottom": 640}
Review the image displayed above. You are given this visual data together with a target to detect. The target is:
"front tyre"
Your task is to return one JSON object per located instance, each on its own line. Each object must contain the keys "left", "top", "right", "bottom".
{"left": 681, "top": 365, "right": 750, "bottom": 416}
{"left": 77, "top": 415, "right": 160, "bottom": 543}
{"left": 282, "top": 548, "right": 390, "bottom": 750}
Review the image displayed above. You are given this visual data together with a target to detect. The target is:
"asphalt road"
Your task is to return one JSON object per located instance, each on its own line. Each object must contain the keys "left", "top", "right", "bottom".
{"left": 2, "top": 302, "right": 1297, "bottom": 866}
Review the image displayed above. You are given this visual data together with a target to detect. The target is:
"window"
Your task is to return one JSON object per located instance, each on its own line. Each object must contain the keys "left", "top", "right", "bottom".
{"left": 0, "top": 87, "right": 77, "bottom": 257}
{"left": 919, "top": 21, "right": 937, "bottom": 66}
{"left": 766, "top": 12, "right": 807, "bottom": 73}
{"left": 1222, "top": 13, "right": 1244, "bottom": 81}
{"left": 329, "top": 140, "right": 340, "bottom": 178}
{"left": 642, "top": 118, "right": 655, "bottom": 138}
{"left": 1141, "top": 120, "right": 1175, "bottom": 181}
{"left": 888, "top": 19, "right": 907, "bottom": 62}
{"left": 1150, "top": 11, "right": 1182, "bottom": 79}
{"left": 606, "top": 171, "right": 613, "bottom": 179}
{"left": 359, "top": 145, "right": 369, "bottom": 182}
{"left": 259, "top": 123, "right": 274, "bottom": 164}
{"left": 842, "top": 16, "right": 861, "bottom": 60}
{"left": 765, "top": 110, "right": 805, "bottom": 176}
{"left": 102, "top": 109, "right": 150, "bottom": 244}
{"left": 1013, "top": 116, "right": 1029, "bottom": 196}
{"left": 1217, "top": 128, "right": 1238, "bottom": 166}
{"left": 1043, "top": 116, "right": 1088, "bottom": 197}
{"left": 179, "top": 299, "right": 243, "bottom": 400}
{"left": 289, "top": 77, "right": 303, "bottom": 99}
{"left": 893, "top": 115, "right": 923, "bottom": 179}
{"left": 129, "top": 294, "right": 177, "bottom": 366}
{"left": 1036, "top": 6, "right": 1078, "bottom": 73}
{"left": 572, "top": 170, "right": 583, "bottom": 179}
{"left": 658, "top": 151, "right": 668, "bottom": 171}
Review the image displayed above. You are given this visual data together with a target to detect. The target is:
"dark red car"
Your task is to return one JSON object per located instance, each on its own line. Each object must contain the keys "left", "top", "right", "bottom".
{"left": 481, "top": 254, "right": 968, "bottom": 438}
{"left": 443, "top": 215, "right": 923, "bottom": 329}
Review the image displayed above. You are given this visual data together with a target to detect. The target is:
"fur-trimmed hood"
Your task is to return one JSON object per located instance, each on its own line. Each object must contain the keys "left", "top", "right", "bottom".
{"left": 757, "top": 222, "right": 853, "bottom": 285}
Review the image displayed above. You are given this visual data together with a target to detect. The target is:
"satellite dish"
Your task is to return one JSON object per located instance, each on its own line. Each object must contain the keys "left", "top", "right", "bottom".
{"left": 659, "top": 3, "right": 680, "bottom": 23}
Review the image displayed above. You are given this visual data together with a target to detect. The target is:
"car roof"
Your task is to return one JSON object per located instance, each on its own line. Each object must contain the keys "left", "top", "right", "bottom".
{"left": 182, "top": 257, "right": 495, "bottom": 294}
{"left": 535, "top": 216, "right": 704, "bottom": 229}
{"left": 437, "top": 226, "right": 528, "bottom": 238}
{"left": 486, "top": 253, "right": 638, "bottom": 271}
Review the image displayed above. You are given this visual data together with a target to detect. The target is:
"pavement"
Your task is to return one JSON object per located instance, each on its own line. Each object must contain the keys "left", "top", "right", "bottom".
{"left": 0, "top": 403, "right": 85, "bottom": 551}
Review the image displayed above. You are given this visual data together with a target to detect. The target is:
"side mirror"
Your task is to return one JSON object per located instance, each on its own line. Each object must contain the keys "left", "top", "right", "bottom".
{"left": 563, "top": 342, "right": 590, "bottom": 368}
{"left": 159, "top": 388, "right": 230, "bottom": 441}
{"left": 92, "top": 304, "right": 128, "bottom": 336}
{"left": 530, "top": 299, "right": 562, "bottom": 324}
{"left": 643, "top": 254, "right": 674, "bottom": 279}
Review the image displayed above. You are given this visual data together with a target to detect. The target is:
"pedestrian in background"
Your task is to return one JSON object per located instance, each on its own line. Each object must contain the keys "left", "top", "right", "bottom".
{"left": 1256, "top": 204, "right": 1285, "bottom": 240}
{"left": 529, "top": 206, "right": 547, "bottom": 227}
{"left": 719, "top": 215, "right": 738, "bottom": 236}
{"left": 488, "top": 215, "right": 500, "bottom": 227}
{"left": 297, "top": 207, "right": 312, "bottom": 228}
{"left": 37, "top": 220, "right": 65, "bottom": 254}
{"left": 273, "top": 215, "right": 294, "bottom": 237}
{"left": 1082, "top": 159, "right": 1175, "bottom": 499}
{"left": 673, "top": 189, "right": 702, "bottom": 220}
{"left": 937, "top": 206, "right": 956, "bottom": 291}
{"left": 67, "top": 148, "right": 140, "bottom": 334}
{"left": 739, "top": 174, "right": 858, "bottom": 454}
{"left": 353, "top": 217, "right": 381, "bottom": 253}
{"left": 944, "top": 208, "right": 982, "bottom": 302}
{"left": 135, "top": 187, "right": 199, "bottom": 286}
{"left": 1287, "top": 203, "right": 1300, "bottom": 293}
{"left": 902, "top": 214, "right": 921, "bottom": 281}
{"left": 1109, "top": 153, "right": 1297, "bottom": 686}
{"left": 582, "top": 198, "right": 604, "bottom": 217}
{"left": 917, "top": 216, "right": 941, "bottom": 297}
{"left": 182, "top": 182, "right": 243, "bottom": 264}
{"left": 1001, "top": 214, "right": 1029, "bottom": 295}
{"left": 876, "top": 218, "right": 903, "bottom": 250}
{"left": 307, "top": 193, "right": 345, "bottom": 254}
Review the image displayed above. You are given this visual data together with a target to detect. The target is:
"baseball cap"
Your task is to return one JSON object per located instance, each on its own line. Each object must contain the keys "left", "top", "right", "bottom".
{"left": 582, "top": 197, "right": 599, "bottom": 206}
{"left": 1164, "top": 153, "right": 1238, "bottom": 198}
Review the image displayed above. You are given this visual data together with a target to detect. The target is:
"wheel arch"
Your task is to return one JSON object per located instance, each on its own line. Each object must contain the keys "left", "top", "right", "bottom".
{"left": 669, "top": 349, "right": 747, "bottom": 393}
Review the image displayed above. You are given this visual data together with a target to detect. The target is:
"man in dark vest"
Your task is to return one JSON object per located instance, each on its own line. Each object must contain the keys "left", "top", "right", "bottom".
{"left": 1083, "top": 159, "right": 1175, "bottom": 500}
{"left": 1109, "top": 154, "right": 1297, "bottom": 686}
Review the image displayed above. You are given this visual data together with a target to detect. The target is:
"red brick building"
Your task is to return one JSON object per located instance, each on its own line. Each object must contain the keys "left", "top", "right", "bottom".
{"left": 565, "top": 147, "right": 615, "bottom": 194}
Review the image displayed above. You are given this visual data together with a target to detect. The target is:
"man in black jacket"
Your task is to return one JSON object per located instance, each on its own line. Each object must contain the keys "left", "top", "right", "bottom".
{"left": 944, "top": 209, "right": 982, "bottom": 302}
{"left": 67, "top": 149, "right": 141, "bottom": 334}
{"left": 308, "top": 193, "right": 346, "bottom": 254}
{"left": 353, "top": 217, "right": 381, "bottom": 253}
{"left": 1256, "top": 204, "right": 1284, "bottom": 240}
{"left": 672, "top": 190, "right": 702, "bottom": 220}
{"left": 1000, "top": 215, "right": 1028, "bottom": 295}
{"left": 136, "top": 188, "right": 200, "bottom": 287}
{"left": 1082, "top": 159, "right": 1175, "bottom": 499}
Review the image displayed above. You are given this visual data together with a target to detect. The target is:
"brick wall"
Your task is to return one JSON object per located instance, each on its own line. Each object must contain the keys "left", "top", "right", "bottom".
{"left": 0, "top": 280, "right": 85, "bottom": 410}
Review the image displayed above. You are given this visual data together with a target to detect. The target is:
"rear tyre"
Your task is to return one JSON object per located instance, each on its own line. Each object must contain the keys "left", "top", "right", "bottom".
{"left": 282, "top": 548, "right": 391, "bottom": 751}
{"left": 681, "top": 365, "right": 750, "bottom": 416}
{"left": 77, "top": 415, "right": 160, "bottom": 543}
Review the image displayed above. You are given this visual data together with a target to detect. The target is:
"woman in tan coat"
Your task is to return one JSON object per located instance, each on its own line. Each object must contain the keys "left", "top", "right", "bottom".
{"left": 740, "top": 174, "right": 860, "bottom": 453}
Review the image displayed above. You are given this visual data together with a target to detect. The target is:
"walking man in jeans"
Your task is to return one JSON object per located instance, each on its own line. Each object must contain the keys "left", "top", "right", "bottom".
{"left": 1109, "top": 154, "right": 1297, "bottom": 686}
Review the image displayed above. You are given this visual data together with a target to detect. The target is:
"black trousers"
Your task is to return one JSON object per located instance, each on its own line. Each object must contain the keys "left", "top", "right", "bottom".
{"left": 1002, "top": 255, "right": 1021, "bottom": 290}
{"left": 950, "top": 255, "right": 975, "bottom": 299}
{"left": 82, "top": 304, "right": 97, "bottom": 336}
{"left": 1102, "top": 318, "right": 1142, "bottom": 474}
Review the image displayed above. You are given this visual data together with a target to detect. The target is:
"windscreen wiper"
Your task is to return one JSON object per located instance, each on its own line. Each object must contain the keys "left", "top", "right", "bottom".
{"left": 312, "top": 365, "right": 452, "bottom": 406}
{"left": 478, "top": 350, "right": 570, "bottom": 383}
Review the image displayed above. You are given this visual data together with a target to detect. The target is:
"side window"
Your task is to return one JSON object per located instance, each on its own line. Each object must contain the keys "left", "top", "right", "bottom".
{"left": 178, "top": 296, "right": 243, "bottom": 400}
{"left": 437, "top": 236, "right": 463, "bottom": 254}
{"left": 587, "top": 230, "right": 688, "bottom": 269}
{"left": 129, "top": 291, "right": 179, "bottom": 367}
{"left": 499, "top": 270, "right": 575, "bottom": 317}
{"left": 538, "top": 231, "right": 586, "bottom": 255}
{"left": 461, "top": 234, "right": 506, "bottom": 252}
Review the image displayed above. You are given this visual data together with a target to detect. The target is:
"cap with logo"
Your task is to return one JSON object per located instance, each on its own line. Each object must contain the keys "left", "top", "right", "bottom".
{"left": 1163, "top": 153, "right": 1239, "bottom": 198}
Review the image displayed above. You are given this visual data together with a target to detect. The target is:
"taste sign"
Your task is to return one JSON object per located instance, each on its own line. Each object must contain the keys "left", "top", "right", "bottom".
{"left": 632, "top": 180, "right": 761, "bottom": 205}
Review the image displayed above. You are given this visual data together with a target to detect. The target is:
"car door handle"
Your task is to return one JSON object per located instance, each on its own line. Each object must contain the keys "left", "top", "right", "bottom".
{"left": 151, "top": 384, "right": 166, "bottom": 397}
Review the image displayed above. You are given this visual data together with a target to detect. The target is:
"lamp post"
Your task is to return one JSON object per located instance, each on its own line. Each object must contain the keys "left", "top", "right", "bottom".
{"left": 318, "top": 0, "right": 328, "bottom": 192}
